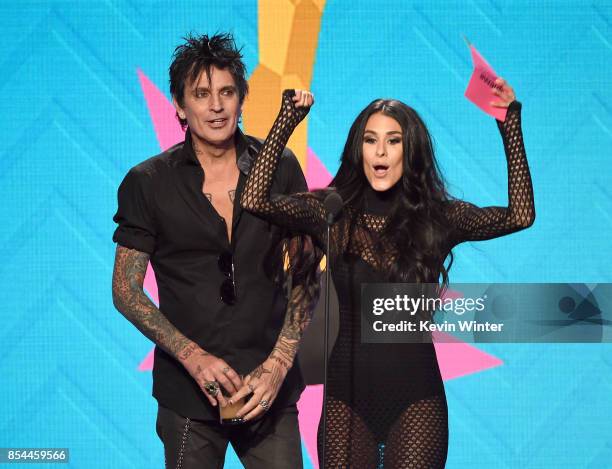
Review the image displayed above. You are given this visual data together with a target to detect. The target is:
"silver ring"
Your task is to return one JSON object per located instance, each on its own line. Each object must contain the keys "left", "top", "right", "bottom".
{"left": 203, "top": 381, "right": 220, "bottom": 397}
{"left": 222, "top": 366, "right": 230, "bottom": 374}
{"left": 259, "top": 399, "right": 270, "bottom": 410}
{"left": 248, "top": 384, "right": 255, "bottom": 393}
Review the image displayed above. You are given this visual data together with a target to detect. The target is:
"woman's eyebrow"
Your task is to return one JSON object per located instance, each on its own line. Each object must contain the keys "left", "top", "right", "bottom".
{"left": 364, "top": 129, "right": 402, "bottom": 135}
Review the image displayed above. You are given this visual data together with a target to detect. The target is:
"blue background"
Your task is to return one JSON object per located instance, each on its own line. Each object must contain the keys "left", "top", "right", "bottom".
{"left": 1, "top": 1, "right": 611, "bottom": 467}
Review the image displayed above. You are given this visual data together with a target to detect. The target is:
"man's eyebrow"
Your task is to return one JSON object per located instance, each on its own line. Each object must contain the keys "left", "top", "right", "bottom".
{"left": 191, "top": 85, "right": 237, "bottom": 92}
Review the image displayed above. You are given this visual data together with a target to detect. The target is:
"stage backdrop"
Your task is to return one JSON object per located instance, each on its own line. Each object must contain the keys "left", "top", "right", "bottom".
{"left": 1, "top": 1, "right": 611, "bottom": 468}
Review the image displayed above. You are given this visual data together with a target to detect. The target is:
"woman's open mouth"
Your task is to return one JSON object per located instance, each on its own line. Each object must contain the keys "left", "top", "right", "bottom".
{"left": 373, "top": 164, "right": 389, "bottom": 177}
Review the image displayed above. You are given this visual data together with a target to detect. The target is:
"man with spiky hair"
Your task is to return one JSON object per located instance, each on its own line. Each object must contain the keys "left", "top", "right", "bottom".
{"left": 112, "top": 33, "right": 319, "bottom": 468}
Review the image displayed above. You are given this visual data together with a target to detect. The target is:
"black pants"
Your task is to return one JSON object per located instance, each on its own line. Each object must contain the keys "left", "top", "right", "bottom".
{"left": 156, "top": 404, "right": 303, "bottom": 469}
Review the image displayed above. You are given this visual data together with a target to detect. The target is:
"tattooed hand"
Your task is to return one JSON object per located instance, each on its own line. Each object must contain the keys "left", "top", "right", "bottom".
{"left": 233, "top": 355, "right": 290, "bottom": 421}
{"left": 178, "top": 342, "right": 243, "bottom": 408}
{"left": 231, "top": 254, "right": 321, "bottom": 420}
{"left": 112, "top": 245, "right": 243, "bottom": 408}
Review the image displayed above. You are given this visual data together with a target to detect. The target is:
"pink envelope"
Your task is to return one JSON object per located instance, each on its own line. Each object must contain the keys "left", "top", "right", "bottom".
{"left": 464, "top": 44, "right": 507, "bottom": 122}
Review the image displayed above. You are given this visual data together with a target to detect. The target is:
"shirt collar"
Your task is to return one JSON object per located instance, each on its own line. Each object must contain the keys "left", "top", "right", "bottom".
{"left": 181, "top": 127, "right": 256, "bottom": 175}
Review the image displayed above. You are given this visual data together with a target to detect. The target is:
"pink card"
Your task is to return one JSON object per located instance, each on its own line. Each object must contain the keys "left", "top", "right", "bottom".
{"left": 464, "top": 42, "right": 507, "bottom": 122}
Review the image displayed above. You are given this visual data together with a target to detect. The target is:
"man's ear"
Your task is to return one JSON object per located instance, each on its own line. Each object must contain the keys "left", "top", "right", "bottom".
{"left": 173, "top": 97, "right": 186, "bottom": 120}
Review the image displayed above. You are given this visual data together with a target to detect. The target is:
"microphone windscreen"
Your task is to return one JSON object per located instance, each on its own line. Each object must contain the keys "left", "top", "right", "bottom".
{"left": 323, "top": 192, "right": 343, "bottom": 223}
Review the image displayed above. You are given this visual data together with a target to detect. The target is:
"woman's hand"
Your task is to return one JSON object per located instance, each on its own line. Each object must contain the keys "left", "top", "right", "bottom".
{"left": 292, "top": 89, "right": 315, "bottom": 109}
{"left": 490, "top": 78, "right": 516, "bottom": 108}
{"left": 278, "top": 89, "right": 314, "bottom": 128}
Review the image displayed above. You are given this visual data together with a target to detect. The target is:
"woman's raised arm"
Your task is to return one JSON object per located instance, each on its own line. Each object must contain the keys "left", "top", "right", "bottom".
{"left": 241, "top": 90, "right": 327, "bottom": 243}
{"left": 446, "top": 81, "right": 535, "bottom": 242}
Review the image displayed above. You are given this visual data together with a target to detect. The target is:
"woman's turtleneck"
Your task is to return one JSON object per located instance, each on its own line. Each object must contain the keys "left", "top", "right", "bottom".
{"left": 363, "top": 182, "right": 401, "bottom": 216}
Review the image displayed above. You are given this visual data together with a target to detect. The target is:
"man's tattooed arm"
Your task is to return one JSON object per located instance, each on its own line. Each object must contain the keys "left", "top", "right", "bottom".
{"left": 112, "top": 245, "right": 194, "bottom": 358}
{"left": 269, "top": 270, "right": 321, "bottom": 371}
{"left": 249, "top": 363, "right": 272, "bottom": 380}
{"left": 112, "top": 245, "right": 242, "bottom": 405}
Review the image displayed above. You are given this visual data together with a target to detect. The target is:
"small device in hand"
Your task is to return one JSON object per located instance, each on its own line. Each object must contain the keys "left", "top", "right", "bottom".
{"left": 219, "top": 384, "right": 250, "bottom": 425}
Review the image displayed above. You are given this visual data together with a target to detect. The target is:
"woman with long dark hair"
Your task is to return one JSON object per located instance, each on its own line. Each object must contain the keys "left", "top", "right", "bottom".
{"left": 238, "top": 82, "right": 534, "bottom": 468}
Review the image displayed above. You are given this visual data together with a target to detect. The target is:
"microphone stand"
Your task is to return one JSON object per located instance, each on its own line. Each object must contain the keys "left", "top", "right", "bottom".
{"left": 320, "top": 192, "right": 341, "bottom": 469}
{"left": 321, "top": 219, "right": 331, "bottom": 469}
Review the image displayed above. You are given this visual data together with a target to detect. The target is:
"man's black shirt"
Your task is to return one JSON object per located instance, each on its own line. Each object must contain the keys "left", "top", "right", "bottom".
{"left": 113, "top": 128, "right": 308, "bottom": 419}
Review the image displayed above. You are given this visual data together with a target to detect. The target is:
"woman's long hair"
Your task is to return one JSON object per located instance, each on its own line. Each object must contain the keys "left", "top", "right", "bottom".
{"left": 329, "top": 99, "right": 455, "bottom": 286}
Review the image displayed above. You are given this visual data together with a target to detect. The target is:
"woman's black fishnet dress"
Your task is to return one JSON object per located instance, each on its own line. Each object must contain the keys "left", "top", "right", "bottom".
{"left": 241, "top": 92, "right": 534, "bottom": 468}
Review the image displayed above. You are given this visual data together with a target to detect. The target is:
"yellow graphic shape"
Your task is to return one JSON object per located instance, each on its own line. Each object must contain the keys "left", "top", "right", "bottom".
{"left": 243, "top": 0, "right": 326, "bottom": 167}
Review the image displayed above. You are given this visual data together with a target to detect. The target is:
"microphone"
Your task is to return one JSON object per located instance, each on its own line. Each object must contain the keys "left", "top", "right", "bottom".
{"left": 323, "top": 192, "right": 343, "bottom": 225}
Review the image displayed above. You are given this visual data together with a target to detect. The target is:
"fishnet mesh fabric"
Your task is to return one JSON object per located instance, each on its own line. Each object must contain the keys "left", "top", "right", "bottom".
{"left": 444, "top": 104, "right": 534, "bottom": 242}
{"left": 384, "top": 395, "right": 448, "bottom": 468}
{"left": 242, "top": 91, "right": 533, "bottom": 468}
{"left": 317, "top": 396, "right": 448, "bottom": 469}
{"left": 318, "top": 382, "right": 448, "bottom": 468}
{"left": 242, "top": 91, "right": 533, "bottom": 251}
{"left": 317, "top": 397, "right": 379, "bottom": 468}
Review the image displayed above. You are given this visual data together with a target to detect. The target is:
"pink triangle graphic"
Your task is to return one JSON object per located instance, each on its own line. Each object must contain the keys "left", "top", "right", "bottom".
{"left": 433, "top": 334, "right": 503, "bottom": 380}
{"left": 434, "top": 287, "right": 503, "bottom": 379}
{"left": 143, "top": 263, "right": 159, "bottom": 305}
{"left": 137, "top": 68, "right": 185, "bottom": 151}
{"left": 138, "top": 349, "right": 155, "bottom": 372}
{"left": 306, "top": 148, "right": 332, "bottom": 190}
{"left": 297, "top": 385, "right": 324, "bottom": 468}
{"left": 137, "top": 68, "right": 182, "bottom": 372}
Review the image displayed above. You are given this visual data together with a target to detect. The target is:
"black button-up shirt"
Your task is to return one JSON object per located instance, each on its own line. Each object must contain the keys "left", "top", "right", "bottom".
{"left": 113, "top": 128, "right": 308, "bottom": 419}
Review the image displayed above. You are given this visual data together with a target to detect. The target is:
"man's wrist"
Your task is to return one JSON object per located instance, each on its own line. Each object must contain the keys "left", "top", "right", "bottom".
{"left": 177, "top": 340, "right": 203, "bottom": 364}
{"left": 269, "top": 342, "right": 296, "bottom": 371}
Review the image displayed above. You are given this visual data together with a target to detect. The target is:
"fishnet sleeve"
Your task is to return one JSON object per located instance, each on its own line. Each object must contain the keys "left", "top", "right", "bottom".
{"left": 241, "top": 90, "right": 327, "bottom": 243}
{"left": 446, "top": 101, "right": 535, "bottom": 243}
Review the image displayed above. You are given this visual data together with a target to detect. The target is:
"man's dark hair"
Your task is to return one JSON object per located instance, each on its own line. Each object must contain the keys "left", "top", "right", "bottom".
{"left": 169, "top": 32, "right": 249, "bottom": 128}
